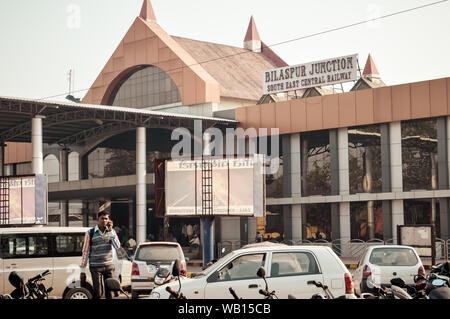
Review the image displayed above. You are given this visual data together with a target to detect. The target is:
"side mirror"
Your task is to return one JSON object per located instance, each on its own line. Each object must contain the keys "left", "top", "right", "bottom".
{"left": 172, "top": 259, "right": 181, "bottom": 277}
{"left": 257, "top": 266, "right": 266, "bottom": 279}
{"left": 105, "top": 278, "right": 122, "bottom": 292}
{"left": 221, "top": 248, "right": 226, "bottom": 254}
{"left": 185, "top": 257, "right": 190, "bottom": 262}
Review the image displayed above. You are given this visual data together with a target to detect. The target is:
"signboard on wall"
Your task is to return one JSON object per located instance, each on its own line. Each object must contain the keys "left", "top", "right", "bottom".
{"left": 165, "top": 156, "right": 265, "bottom": 217}
{"left": 0, "top": 174, "right": 47, "bottom": 226}
{"left": 263, "top": 54, "right": 359, "bottom": 94}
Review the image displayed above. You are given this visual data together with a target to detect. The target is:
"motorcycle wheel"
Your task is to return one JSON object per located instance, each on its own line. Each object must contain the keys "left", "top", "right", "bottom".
{"left": 64, "top": 287, "right": 93, "bottom": 299}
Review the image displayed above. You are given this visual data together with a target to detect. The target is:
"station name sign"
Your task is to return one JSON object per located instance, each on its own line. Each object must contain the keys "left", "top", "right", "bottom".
{"left": 263, "top": 54, "right": 359, "bottom": 94}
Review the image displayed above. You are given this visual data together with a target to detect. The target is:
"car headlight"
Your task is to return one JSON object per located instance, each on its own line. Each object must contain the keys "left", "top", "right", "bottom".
{"left": 150, "top": 291, "right": 160, "bottom": 299}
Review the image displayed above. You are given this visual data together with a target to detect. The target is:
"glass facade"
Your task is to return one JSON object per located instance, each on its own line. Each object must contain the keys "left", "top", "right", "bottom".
{"left": 350, "top": 201, "right": 383, "bottom": 240}
{"left": 348, "top": 125, "right": 382, "bottom": 194}
{"left": 259, "top": 136, "right": 283, "bottom": 199}
{"left": 88, "top": 148, "right": 171, "bottom": 178}
{"left": 303, "top": 204, "right": 332, "bottom": 241}
{"left": 401, "top": 118, "right": 438, "bottom": 191}
{"left": 110, "top": 65, "right": 181, "bottom": 108}
{"left": 265, "top": 205, "right": 284, "bottom": 240}
{"left": 404, "top": 199, "right": 441, "bottom": 238}
{"left": 301, "top": 130, "right": 331, "bottom": 196}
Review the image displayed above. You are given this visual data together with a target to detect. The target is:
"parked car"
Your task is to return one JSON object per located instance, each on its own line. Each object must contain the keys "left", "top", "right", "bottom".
{"left": 0, "top": 227, "right": 132, "bottom": 299}
{"left": 148, "top": 245, "right": 354, "bottom": 299}
{"left": 131, "top": 241, "right": 187, "bottom": 299}
{"left": 353, "top": 245, "right": 425, "bottom": 296}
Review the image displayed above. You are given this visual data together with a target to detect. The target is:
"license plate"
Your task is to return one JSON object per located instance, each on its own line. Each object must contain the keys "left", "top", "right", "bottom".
{"left": 147, "top": 265, "right": 157, "bottom": 273}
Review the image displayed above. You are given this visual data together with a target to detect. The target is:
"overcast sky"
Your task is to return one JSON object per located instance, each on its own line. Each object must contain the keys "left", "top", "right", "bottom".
{"left": 0, "top": 0, "right": 449, "bottom": 102}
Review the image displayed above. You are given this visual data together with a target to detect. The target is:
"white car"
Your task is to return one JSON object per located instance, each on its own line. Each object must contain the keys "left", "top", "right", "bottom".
{"left": 149, "top": 245, "right": 354, "bottom": 299}
{"left": 131, "top": 241, "right": 187, "bottom": 299}
{"left": 353, "top": 245, "right": 425, "bottom": 295}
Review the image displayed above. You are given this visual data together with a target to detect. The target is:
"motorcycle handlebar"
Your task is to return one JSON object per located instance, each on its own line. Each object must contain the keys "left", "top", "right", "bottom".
{"left": 229, "top": 287, "right": 239, "bottom": 299}
{"left": 28, "top": 270, "right": 50, "bottom": 283}
{"left": 259, "top": 289, "right": 270, "bottom": 297}
{"left": 166, "top": 286, "right": 179, "bottom": 298}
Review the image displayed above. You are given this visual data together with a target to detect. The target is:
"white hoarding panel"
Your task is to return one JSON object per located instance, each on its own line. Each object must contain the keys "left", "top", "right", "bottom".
{"left": 165, "top": 157, "right": 265, "bottom": 217}
{"left": 263, "top": 54, "right": 359, "bottom": 94}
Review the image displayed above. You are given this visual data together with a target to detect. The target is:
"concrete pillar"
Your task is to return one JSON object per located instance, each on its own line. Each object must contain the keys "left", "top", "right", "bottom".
{"left": 338, "top": 128, "right": 349, "bottom": 195}
{"left": 290, "top": 134, "right": 301, "bottom": 197}
{"left": 390, "top": 122, "right": 404, "bottom": 243}
{"left": 292, "top": 205, "right": 302, "bottom": 242}
{"left": 389, "top": 122, "right": 403, "bottom": 193}
{"left": 136, "top": 127, "right": 147, "bottom": 245}
{"left": 330, "top": 129, "right": 339, "bottom": 195}
{"left": 291, "top": 133, "right": 302, "bottom": 243}
{"left": 248, "top": 217, "right": 257, "bottom": 243}
{"left": 339, "top": 202, "right": 351, "bottom": 256}
{"left": 392, "top": 200, "right": 404, "bottom": 244}
{"left": 32, "top": 117, "right": 44, "bottom": 175}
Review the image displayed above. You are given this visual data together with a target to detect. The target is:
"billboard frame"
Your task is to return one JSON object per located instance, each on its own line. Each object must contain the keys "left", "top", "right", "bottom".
{"left": 397, "top": 224, "right": 436, "bottom": 265}
{"left": 0, "top": 174, "right": 48, "bottom": 227}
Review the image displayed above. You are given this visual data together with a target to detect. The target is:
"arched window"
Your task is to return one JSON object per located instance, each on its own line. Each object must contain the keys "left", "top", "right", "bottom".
{"left": 109, "top": 65, "right": 181, "bottom": 108}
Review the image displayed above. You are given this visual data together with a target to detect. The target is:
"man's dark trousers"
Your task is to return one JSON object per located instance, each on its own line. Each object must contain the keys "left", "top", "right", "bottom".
{"left": 89, "top": 265, "right": 115, "bottom": 299}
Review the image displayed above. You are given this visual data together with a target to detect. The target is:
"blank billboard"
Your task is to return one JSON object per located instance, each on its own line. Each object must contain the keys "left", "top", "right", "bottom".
{"left": 165, "top": 156, "right": 265, "bottom": 217}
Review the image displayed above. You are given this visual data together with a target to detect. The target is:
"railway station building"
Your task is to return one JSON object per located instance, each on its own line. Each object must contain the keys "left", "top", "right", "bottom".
{"left": 1, "top": 0, "right": 449, "bottom": 258}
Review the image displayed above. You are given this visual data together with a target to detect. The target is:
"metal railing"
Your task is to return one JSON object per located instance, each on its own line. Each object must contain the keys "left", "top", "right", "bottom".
{"left": 217, "top": 238, "right": 450, "bottom": 259}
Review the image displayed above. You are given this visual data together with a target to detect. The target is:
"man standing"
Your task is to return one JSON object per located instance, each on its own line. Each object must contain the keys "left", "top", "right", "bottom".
{"left": 80, "top": 211, "right": 121, "bottom": 299}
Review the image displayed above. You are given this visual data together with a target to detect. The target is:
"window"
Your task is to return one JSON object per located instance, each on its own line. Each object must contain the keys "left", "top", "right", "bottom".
{"left": 350, "top": 201, "right": 383, "bottom": 240}
{"left": 348, "top": 125, "right": 382, "bottom": 194}
{"left": 369, "top": 248, "right": 418, "bottom": 266}
{"left": 110, "top": 65, "right": 181, "bottom": 109}
{"left": 404, "top": 199, "right": 441, "bottom": 238}
{"left": 401, "top": 118, "right": 438, "bottom": 191}
{"left": 215, "top": 254, "right": 266, "bottom": 282}
{"left": 270, "top": 252, "right": 319, "bottom": 277}
{"left": 1, "top": 235, "right": 49, "bottom": 259}
{"left": 54, "top": 234, "right": 85, "bottom": 257}
{"left": 301, "top": 130, "right": 331, "bottom": 196}
{"left": 303, "top": 204, "right": 332, "bottom": 241}
{"left": 136, "top": 245, "right": 182, "bottom": 262}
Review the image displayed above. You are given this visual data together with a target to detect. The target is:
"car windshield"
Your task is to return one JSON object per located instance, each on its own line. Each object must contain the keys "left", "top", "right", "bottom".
{"left": 369, "top": 248, "right": 418, "bottom": 266}
{"left": 193, "top": 252, "right": 239, "bottom": 278}
{"left": 136, "top": 245, "right": 181, "bottom": 262}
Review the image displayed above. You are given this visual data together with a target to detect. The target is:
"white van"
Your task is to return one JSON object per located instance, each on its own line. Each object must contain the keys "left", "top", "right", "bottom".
{"left": 0, "top": 227, "right": 132, "bottom": 299}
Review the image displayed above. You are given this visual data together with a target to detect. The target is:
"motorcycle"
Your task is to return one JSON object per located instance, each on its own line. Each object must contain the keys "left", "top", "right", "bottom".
{"left": 0, "top": 270, "right": 53, "bottom": 299}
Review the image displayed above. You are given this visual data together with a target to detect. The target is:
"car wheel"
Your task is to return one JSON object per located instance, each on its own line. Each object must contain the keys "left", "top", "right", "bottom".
{"left": 65, "top": 287, "right": 93, "bottom": 299}
{"left": 131, "top": 290, "right": 139, "bottom": 299}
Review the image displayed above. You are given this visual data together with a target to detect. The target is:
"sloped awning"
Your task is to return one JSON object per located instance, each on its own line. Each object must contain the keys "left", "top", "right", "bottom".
{"left": 0, "top": 96, "right": 236, "bottom": 146}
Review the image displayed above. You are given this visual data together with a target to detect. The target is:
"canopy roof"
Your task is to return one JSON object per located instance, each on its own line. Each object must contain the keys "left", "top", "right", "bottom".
{"left": 0, "top": 96, "right": 236, "bottom": 146}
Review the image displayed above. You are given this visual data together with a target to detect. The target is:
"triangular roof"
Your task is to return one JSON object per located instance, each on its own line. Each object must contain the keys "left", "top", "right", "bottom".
{"left": 139, "top": 0, "right": 157, "bottom": 22}
{"left": 83, "top": 6, "right": 288, "bottom": 105}
{"left": 363, "top": 54, "right": 380, "bottom": 77}
{"left": 244, "top": 16, "right": 261, "bottom": 42}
